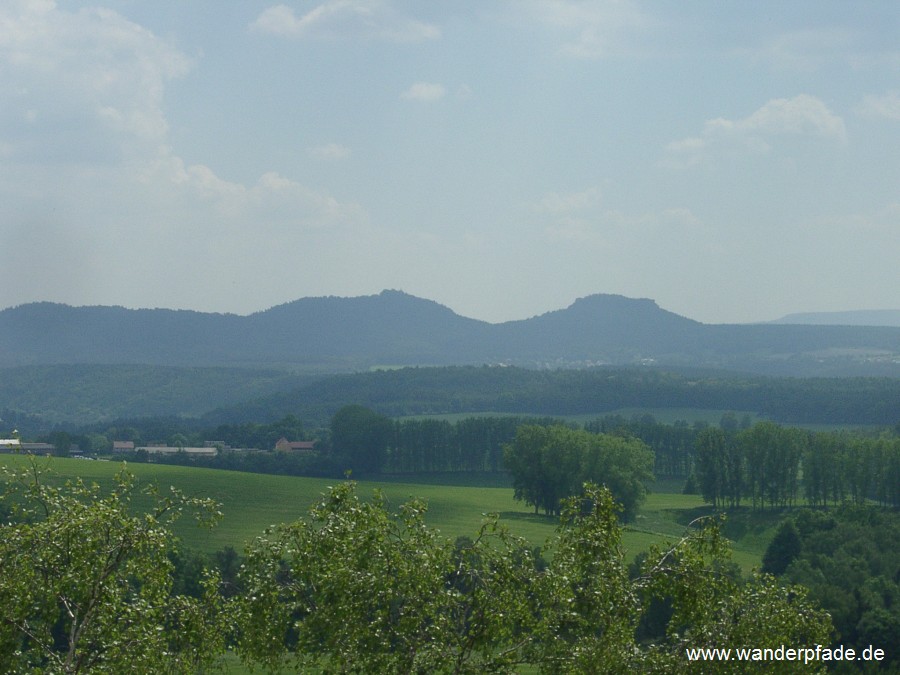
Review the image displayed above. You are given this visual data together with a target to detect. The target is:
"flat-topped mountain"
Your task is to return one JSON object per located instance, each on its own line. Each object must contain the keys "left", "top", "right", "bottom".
{"left": 494, "top": 294, "right": 704, "bottom": 361}
{"left": 1, "top": 291, "right": 899, "bottom": 376}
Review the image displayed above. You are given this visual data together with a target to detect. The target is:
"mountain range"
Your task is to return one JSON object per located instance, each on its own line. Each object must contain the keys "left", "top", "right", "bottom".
{"left": 2, "top": 291, "right": 899, "bottom": 377}
{"left": 771, "top": 310, "right": 900, "bottom": 327}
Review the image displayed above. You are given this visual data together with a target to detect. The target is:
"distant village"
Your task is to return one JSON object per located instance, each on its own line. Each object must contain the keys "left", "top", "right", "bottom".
{"left": 0, "top": 437, "right": 316, "bottom": 459}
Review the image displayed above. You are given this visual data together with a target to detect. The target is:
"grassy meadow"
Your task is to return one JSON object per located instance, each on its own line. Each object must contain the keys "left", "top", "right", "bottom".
{"left": 0, "top": 454, "right": 771, "bottom": 573}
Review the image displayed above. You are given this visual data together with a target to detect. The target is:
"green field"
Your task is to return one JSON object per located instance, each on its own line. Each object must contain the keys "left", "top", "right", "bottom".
{"left": 0, "top": 456, "right": 556, "bottom": 553}
{"left": 0, "top": 455, "right": 765, "bottom": 571}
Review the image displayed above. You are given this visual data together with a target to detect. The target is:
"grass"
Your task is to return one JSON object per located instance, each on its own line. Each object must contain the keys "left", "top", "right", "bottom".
{"left": 0, "top": 455, "right": 768, "bottom": 572}
{"left": 376, "top": 471, "right": 513, "bottom": 488}
{"left": 0, "top": 455, "right": 557, "bottom": 555}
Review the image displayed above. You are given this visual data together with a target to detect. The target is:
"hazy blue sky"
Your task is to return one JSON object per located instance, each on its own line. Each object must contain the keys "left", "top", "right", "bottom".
{"left": 2, "top": 1, "right": 898, "bottom": 323}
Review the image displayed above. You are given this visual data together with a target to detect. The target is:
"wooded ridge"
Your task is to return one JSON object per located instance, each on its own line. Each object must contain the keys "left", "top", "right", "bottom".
{"left": 2, "top": 290, "right": 900, "bottom": 376}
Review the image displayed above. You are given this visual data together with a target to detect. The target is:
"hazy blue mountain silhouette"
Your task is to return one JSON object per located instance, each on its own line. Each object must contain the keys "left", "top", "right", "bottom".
{"left": 771, "top": 310, "right": 900, "bottom": 327}
{"left": 2, "top": 291, "right": 899, "bottom": 375}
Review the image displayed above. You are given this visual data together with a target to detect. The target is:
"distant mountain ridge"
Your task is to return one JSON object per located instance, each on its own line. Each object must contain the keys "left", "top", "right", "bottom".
{"left": 771, "top": 310, "right": 900, "bottom": 327}
{"left": 2, "top": 290, "right": 899, "bottom": 376}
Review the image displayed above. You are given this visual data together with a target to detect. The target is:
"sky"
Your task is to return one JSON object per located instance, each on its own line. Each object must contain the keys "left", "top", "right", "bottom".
{"left": 1, "top": 1, "right": 899, "bottom": 324}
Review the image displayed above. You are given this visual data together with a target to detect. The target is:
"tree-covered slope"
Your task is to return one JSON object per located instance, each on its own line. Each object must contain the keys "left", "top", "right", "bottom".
{"left": 2, "top": 291, "right": 899, "bottom": 376}
{"left": 202, "top": 366, "right": 900, "bottom": 428}
{"left": 0, "top": 364, "right": 313, "bottom": 427}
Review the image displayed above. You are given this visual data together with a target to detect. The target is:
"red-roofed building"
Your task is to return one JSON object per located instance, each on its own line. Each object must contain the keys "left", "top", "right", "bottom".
{"left": 274, "top": 438, "right": 316, "bottom": 453}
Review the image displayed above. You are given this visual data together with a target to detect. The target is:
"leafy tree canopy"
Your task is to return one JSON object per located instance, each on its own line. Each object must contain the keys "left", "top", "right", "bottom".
{"left": 771, "top": 507, "right": 900, "bottom": 669}
{"left": 0, "top": 458, "right": 226, "bottom": 673}
{"left": 504, "top": 425, "right": 654, "bottom": 519}
{"left": 235, "top": 481, "right": 831, "bottom": 673}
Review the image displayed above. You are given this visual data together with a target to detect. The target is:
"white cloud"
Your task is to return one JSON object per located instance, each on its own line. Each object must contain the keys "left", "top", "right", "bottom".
{"left": 250, "top": 1, "right": 440, "bottom": 42}
{"left": 516, "top": 0, "right": 649, "bottom": 59}
{"left": 707, "top": 95, "right": 846, "bottom": 141}
{"left": 0, "top": 1, "right": 360, "bottom": 221}
{"left": 308, "top": 143, "right": 352, "bottom": 161}
{"left": 857, "top": 92, "right": 900, "bottom": 121}
{"left": 0, "top": 1, "right": 367, "bottom": 312}
{"left": 0, "top": 0, "right": 191, "bottom": 160}
{"left": 140, "top": 156, "right": 363, "bottom": 228}
{"left": 662, "top": 94, "right": 846, "bottom": 168}
{"left": 400, "top": 82, "right": 446, "bottom": 102}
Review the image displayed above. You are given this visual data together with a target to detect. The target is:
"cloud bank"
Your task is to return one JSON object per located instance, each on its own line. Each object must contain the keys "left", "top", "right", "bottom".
{"left": 0, "top": 0, "right": 365, "bottom": 312}
{"left": 662, "top": 94, "right": 846, "bottom": 168}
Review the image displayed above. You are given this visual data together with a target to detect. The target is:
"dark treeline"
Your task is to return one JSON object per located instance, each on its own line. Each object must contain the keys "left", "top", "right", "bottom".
{"left": 7, "top": 365, "right": 900, "bottom": 439}
{"left": 383, "top": 416, "right": 562, "bottom": 473}
{"left": 695, "top": 422, "right": 900, "bottom": 510}
{"left": 0, "top": 407, "right": 54, "bottom": 439}
{"left": 68, "top": 411, "right": 690, "bottom": 490}
{"left": 389, "top": 413, "right": 710, "bottom": 478}
{"left": 45, "top": 409, "right": 900, "bottom": 515}
{"left": 88, "top": 413, "right": 566, "bottom": 480}
{"left": 585, "top": 414, "right": 721, "bottom": 477}
{"left": 45, "top": 415, "right": 312, "bottom": 458}
{"left": 0, "top": 364, "right": 312, "bottom": 430}
{"left": 111, "top": 413, "right": 702, "bottom": 481}
{"left": 204, "top": 366, "right": 900, "bottom": 427}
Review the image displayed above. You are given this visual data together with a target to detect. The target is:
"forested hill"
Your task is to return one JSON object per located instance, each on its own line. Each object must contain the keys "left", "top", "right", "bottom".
{"left": 2, "top": 290, "right": 900, "bottom": 376}
{"left": 6, "top": 363, "right": 900, "bottom": 432}
{"left": 202, "top": 366, "right": 900, "bottom": 428}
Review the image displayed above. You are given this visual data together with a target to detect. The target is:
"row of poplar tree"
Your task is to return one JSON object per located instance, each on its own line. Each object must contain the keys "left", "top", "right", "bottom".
{"left": 694, "top": 421, "right": 900, "bottom": 509}
{"left": 364, "top": 413, "right": 700, "bottom": 477}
